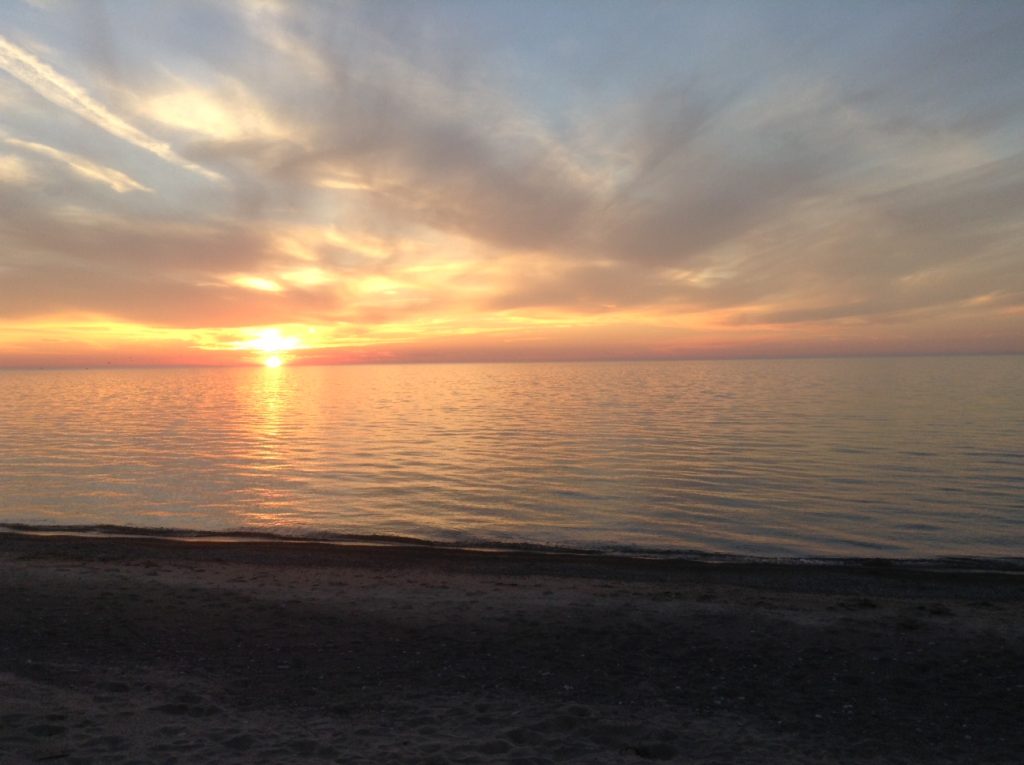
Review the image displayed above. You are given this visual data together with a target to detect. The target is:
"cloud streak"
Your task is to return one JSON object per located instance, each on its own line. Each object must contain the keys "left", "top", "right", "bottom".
{"left": 0, "top": 33, "right": 218, "bottom": 181}
{"left": 6, "top": 137, "right": 150, "bottom": 192}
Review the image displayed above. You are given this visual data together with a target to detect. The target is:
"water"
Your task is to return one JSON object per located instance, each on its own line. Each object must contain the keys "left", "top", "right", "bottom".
{"left": 1, "top": 357, "right": 1021, "bottom": 559}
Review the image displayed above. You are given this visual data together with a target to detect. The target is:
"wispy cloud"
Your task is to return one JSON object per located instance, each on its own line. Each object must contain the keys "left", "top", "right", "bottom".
{"left": 0, "top": 33, "right": 218, "bottom": 181}
{"left": 0, "top": 152, "right": 32, "bottom": 184}
{"left": 6, "top": 137, "right": 149, "bottom": 192}
{"left": 140, "top": 79, "right": 290, "bottom": 143}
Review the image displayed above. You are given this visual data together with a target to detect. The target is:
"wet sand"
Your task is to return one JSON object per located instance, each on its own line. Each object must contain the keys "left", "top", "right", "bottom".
{"left": 1, "top": 532, "right": 1022, "bottom": 764}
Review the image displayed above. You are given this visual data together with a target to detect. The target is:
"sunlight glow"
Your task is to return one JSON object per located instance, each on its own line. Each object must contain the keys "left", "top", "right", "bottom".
{"left": 264, "top": 355, "right": 283, "bottom": 368}
{"left": 243, "top": 328, "right": 301, "bottom": 354}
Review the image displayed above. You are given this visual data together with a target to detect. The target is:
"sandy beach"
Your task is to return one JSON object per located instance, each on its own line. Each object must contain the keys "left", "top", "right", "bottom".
{"left": 1, "top": 533, "right": 1021, "bottom": 764}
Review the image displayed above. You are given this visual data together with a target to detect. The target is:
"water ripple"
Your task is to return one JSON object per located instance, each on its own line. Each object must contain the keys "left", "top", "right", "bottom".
{"left": 1, "top": 357, "right": 1022, "bottom": 558}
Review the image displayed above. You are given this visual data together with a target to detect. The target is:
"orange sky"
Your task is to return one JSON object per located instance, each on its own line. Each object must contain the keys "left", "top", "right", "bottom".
{"left": 1, "top": 2, "right": 1022, "bottom": 367}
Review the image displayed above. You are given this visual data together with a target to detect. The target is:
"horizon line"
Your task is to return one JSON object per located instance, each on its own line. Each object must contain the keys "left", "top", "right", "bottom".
{"left": 0, "top": 349, "right": 1020, "bottom": 372}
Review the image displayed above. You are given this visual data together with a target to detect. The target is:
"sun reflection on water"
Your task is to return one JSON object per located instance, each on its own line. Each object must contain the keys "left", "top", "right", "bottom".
{"left": 234, "top": 363, "right": 301, "bottom": 528}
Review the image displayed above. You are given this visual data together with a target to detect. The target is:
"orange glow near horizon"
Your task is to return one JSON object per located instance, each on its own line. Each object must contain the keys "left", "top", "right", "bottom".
{"left": 1, "top": 5, "right": 1023, "bottom": 368}
{"left": 0, "top": 302, "right": 1021, "bottom": 369}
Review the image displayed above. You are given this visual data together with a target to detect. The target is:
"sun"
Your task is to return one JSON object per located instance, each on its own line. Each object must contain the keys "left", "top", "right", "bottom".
{"left": 234, "top": 328, "right": 302, "bottom": 367}
{"left": 248, "top": 328, "right": 300, "bottom": 354}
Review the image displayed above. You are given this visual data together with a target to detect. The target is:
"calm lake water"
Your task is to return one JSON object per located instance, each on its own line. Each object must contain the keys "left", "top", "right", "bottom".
{"left": 1, "top": 357, "right": 1021, "bottom": 559}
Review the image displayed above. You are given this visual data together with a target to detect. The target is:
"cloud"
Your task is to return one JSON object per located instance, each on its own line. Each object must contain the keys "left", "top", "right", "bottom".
{"left": 6, "top": 137, "right": 149, "bottom": 192}
{"left": 0, "top": 152, "right": 32, "bottom": 184}
{"left": 0, "top": 32, "right": 218, "bottom": 180}
{"left": 0, "top": 195, "right": 272, "bottom": 276}
{"left": 140, "top": 80, "right": 290, "bottom": 143}
{"left": 0, "top": 257, "right": 339, "bottom": 328}
{"left": 260, "top": 84, "right": 593, "bottom": 253}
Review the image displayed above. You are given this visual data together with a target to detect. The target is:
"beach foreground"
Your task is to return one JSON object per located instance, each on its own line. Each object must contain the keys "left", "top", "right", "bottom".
{"left": 1, "top": 533, "right": 1021, "bottom": 764}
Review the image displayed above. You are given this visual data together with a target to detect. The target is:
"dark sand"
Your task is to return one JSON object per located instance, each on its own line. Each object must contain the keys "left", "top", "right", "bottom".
{"left": 1, "top": 533, "right": 1021, "bottom": 764}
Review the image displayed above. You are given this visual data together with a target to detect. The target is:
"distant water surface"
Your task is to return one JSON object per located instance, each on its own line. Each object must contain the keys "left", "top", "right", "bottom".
{"left": 1, "top": 357, "right": 1021, "bottom": 558}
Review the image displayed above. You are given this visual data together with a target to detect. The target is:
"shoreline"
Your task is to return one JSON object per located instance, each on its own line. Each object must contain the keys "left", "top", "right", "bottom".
{"left": 4, "top": 523, "right": 1022, "bottom": 573}
{"left": 2, "top": 531, "right": 1022, "bottom": 763}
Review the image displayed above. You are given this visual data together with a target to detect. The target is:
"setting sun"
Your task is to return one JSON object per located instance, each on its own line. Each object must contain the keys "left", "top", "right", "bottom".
{"left": 248, "top": 329, "right": 300, "bottom": 354}
{"left": 230, "top": 328, "right": 304, "bottom": 366}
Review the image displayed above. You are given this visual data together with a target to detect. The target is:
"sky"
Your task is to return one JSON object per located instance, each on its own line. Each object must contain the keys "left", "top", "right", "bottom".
{"left": 0, "top": 0, "right": 1022, "bottom": 367}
